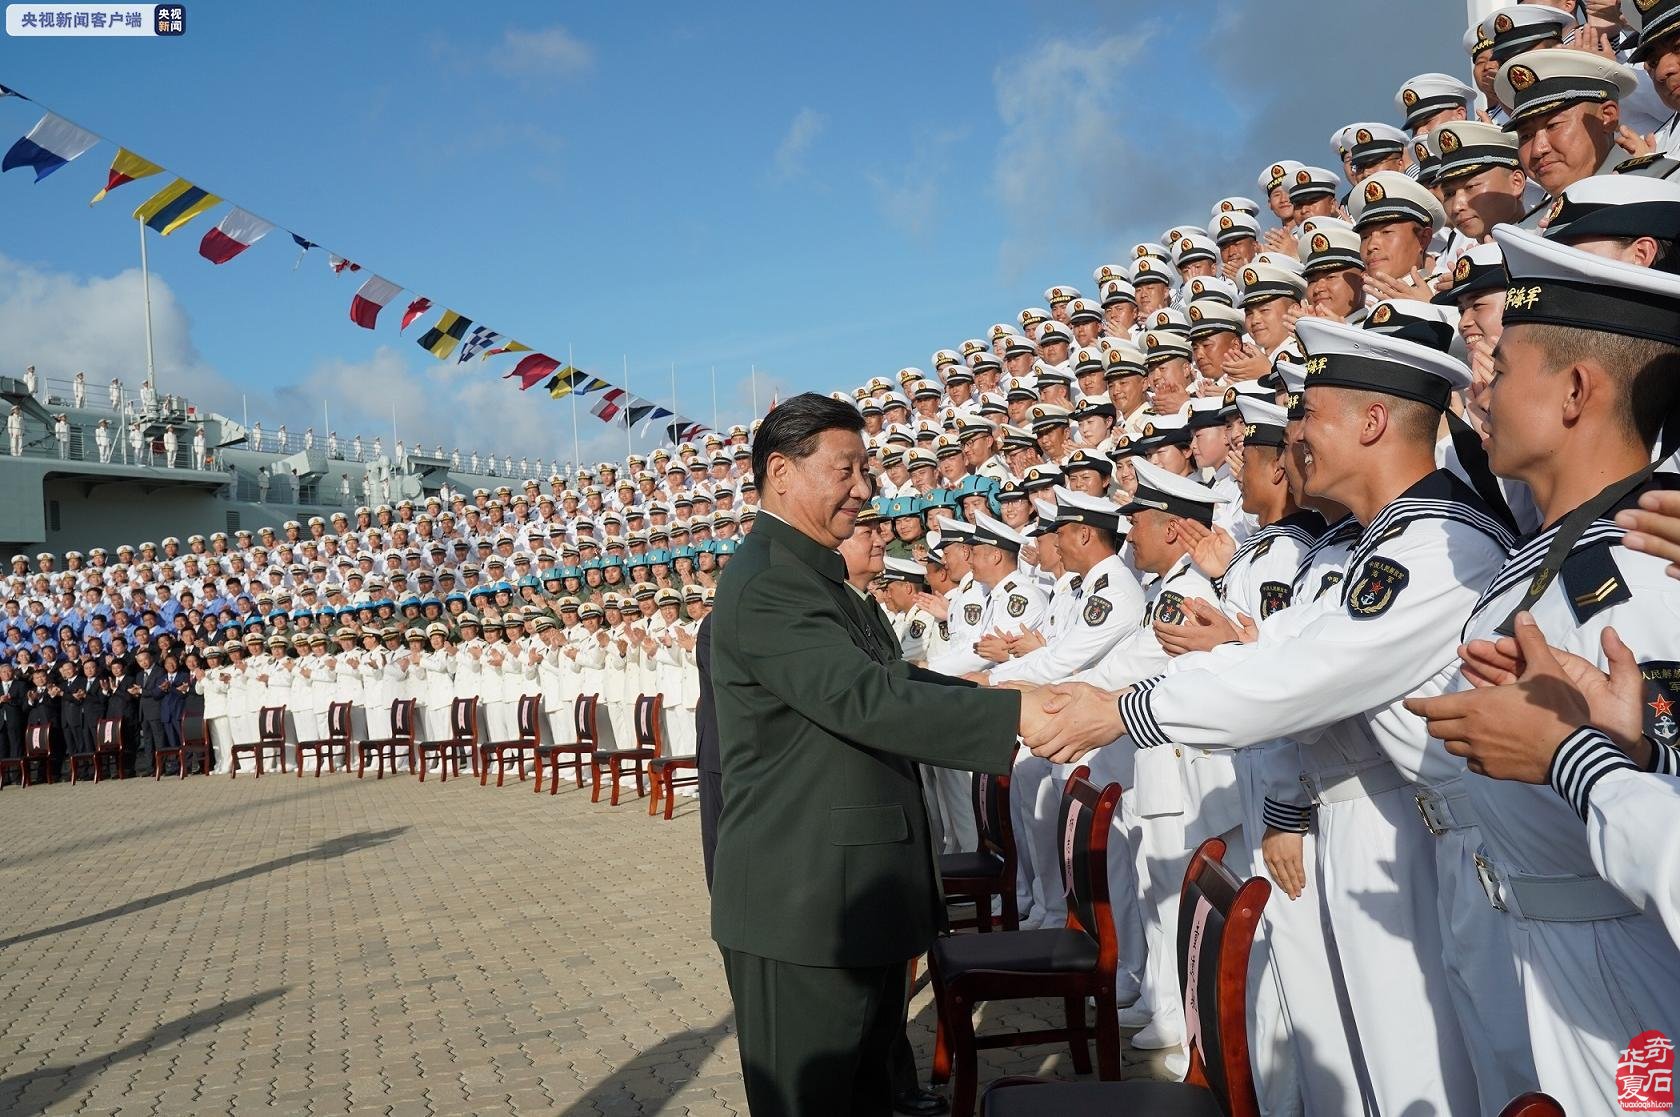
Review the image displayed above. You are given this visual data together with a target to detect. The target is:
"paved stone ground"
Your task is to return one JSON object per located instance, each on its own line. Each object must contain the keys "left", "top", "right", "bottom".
{"left": 0, "top": 768, "right": 1171, "bottom": 1116}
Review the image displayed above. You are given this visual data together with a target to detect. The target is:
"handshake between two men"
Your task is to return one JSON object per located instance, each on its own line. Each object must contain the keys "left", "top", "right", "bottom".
{"left": 1002, "top": 680, "right": 1130, "bottom": 765}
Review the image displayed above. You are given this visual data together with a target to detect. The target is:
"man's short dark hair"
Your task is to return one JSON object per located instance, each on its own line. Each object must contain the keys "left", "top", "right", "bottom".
{"left": 750, "top": 393, "right": 864, "bottom": 483}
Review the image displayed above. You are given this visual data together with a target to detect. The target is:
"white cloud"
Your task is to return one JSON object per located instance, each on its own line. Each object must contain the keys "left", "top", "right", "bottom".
{"left": 866, "top": 126, "right": 968, "bottom": 239}
{"left": 773, "top": 107, "right": 826, "bottom": 180}
{"left": 495, "top": 25, "right": 595, "bottom": 78}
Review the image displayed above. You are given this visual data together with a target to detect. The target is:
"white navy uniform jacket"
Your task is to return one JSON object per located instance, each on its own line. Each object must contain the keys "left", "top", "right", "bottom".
{"left": 1120, "top": 472, "right": 1515, "bottom": 791}
{"left": 989, "top": 554, "right": 1144, "bottom": 685}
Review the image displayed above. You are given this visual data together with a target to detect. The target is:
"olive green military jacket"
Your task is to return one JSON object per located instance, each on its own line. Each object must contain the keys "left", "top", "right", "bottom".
{"left": 710, "top": 511, "right": 1019, "bottom": 968}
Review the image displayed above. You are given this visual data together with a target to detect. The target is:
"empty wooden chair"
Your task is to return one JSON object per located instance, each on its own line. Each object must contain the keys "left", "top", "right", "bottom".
{"left": 591, "top": 693, "right": 660, "bottom": 805}
{"left": 414, "top": 697, "right": 477, "bottom": 783}
{"left": 648, "top": 709, "right": 699, "bottom": 820}
{"left": 295, "top": 701, "right": 353, "bottom": 777}
{"left": 66, "top": 743, "right": 98, "bottom": 784}
{"left": 179, "top": 713, "right": 212, "bottom": 777}
{"left": 930, "top": 768, "right": 1123, "bottom": 1117}
{"left": 941, "top": 771, "right": 1019, "bottom": 934}
{"left": 24, "top": 724, "right": 53, "bottom": 785}
{"left": 230, "top": 706, "right": 288, "bottom": 777}
{"left": 977, "top": 836, "right": 1274, "bottom": 1117}
{"left": 356, "top": 699, "right": 416, "bottom": 779}
{"left": 537, "top": 694, "right": 601, "bottom": 794}
{"left": 93, "top": 717, "right": 126, "bottom": 782}
{"left": 483, "top": 694, "right": 543, "bottom": 787}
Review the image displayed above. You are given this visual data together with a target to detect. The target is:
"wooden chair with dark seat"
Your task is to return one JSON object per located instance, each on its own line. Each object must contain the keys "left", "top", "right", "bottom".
{"left": 93, "top": 717, "right": 126, "bottom": 782}
{"left": 591, "top": 693, "right": 661, "bottom": 805}
{"left": 295, "top": 701, "right": 353, "bottom": 777}
{"left": 941, "top": 771, "right": 1019, "bottom": 934}
{"left": 0, "top": 750, "right": 25, "bottom": 788}
{"left": 66, "top": 743, "right": 98, "bottom": 783}
{"left": 231, "top": 705, "right": 288, "bottom": 777}
{"left": 414, "top": 697, "right": 477, "bottom": 783}
{"left": 179, "top": 713, "right": 212, "bottom": 777}
{"left": 976, "top": 835, "right": 1274, "bottom": 1117}
{"left": 23, "top": 724, "right": 53, "bottom": 785}
{"left": 648, "top": 710, "right": 699, "bottom": 820}
{"left": 929, "top": 767, "right": 1122, "bottom": 1117}
{"left": 356, "top": 698, "right": 416, "bottom": 779}
{"left": 483, "top": 694, "right": 543, "bottom": 787}
{"left": 537, "top": 694, "right": 601, "bottom": 794}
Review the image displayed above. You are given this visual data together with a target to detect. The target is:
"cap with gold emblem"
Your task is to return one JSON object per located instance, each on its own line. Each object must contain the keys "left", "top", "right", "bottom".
{"left": 1429, "top": 120, "right": 1521, "bottom": 182}
{"left": 1344, "top": 122, "right": 1410, "bottom": 171}
{"left": 1287, "top": 165, "right": 1342, "bottom": 205}
{"left": 1258, "top": 161, "right": 1306, "bottom": 194}
{"left": 1394, "top": 73, "right": 1477, "bottom": 133}
{"left": 1629, "top": 0, "right": 1680, "bottom": 62}
{"left": 1102, "top": 340, "right": 1148, "bottom": 380}
{"left": 1496, "top": 50, "right": 1636, "bottom": 130}
{"left": 1209, "top": 210, "right": 1261, "bottom": 247}
{"left": 1433, "top": 242, "right": 1510, "bottom": 306}
{"left": 1540, "top": 172, "right": 1680, "bottom": 243}
{"left": 1130, "top": 256, "right": 1181, "bottom": 290}
{"left": 1210, "top": 197, "right": 1261, "bottom": 218}
{"left": 1299, "top": 220, "right": 1366, "bottom": 276}
{"left": 1238, "top": 261, "right": 1309, "bottom": 308}
{"left": 1100, "top": 278, "right": 1137, "bottom": 307}
{"left": 1483, "top": 5, "right": 1577, "bottom": 64}
{"left": 1187, "top": 300, "right": 1247, "bottom": 339}
{"left": 1349, "top": 170, "right": 1447, "bottom": 232}
{"left": 1142, "top": 330, "right": 1193, "bottom": 366}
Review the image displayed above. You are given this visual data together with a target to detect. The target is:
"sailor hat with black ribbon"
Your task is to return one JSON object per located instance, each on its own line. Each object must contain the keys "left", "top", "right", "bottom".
{"left": 1361, "top": 299, "right": 1461, "bottom": 353}
{"left": 1130, "top": 412, "right": 1195, "bottom": 452}
{"left": 1021, "top": 464, "right": 1064, "bottom": 493}
{"left": 1484, "top": 5, "right": 1577, "bottom": 64}
{"left": 1345, "top": 122, "right": 1410, "bottom": 170}
{"left": 1433, "top": 242, "right": 1510, "bottom": 306}
{"left": 1429, "top": 120, "right": 1522, "bottom": 182}
{"left": 1143, "top": 330, "right": 1193, "bottom": 366}
{"left": 1145, "top": 307, "right": 1191, "bottom": 335}
{"left": 1395, "top": 73, "right": 1478, "bottom": 133}
{"left": 1019, "top": 306, "right": 1053, "bottom": 331}
{"left": 934, "top": 515, "right": 979, "bottom": 544}
{"left": 1185, "top": 274, "right": 1239, "bottom": 306}
{"left": 1287, "top": 165, "right": 1342, "bottom": 205}
{"left": 1070, "top": 395, "right": 1117, "bottom": 421}
{"left": 1094, "top": 262, "right": 1129, "bottom": 287}
{"left": 1259, "top": 161, "right": 1306, "bottom": 194}
{"left": 1028, "top": 404, "right": 1072, "bottom": 433}
{"left": 970, "top": 512, "right": 1028, "bottom": 554}
{"left": 1120, "top": 458, "right": 1224, "bottom": 524}
{"left": 999, "top": 423, "right": 1038, "bottom": 452}
{"left": 1186, "top": 395, "right": 1228, "bottom": 431}
{"left": 1412, "top": 137, "right": 1443, "bottom": 188}
{"left": 1349, "top": 170, "right": 1447, "bottom": 232}
{"left": 1274, "top": 351, "right": 1309, "bottom": 420}
{"left": 1187, "top": 299, "right": 1247, "bottom": 339}
{"left": 1299, "top": 222, "right": 1366, "bottom": 276}
{"left": 1072, "top": 345, "right": 1107, "bottom": 375}
{"left": 1540, "top": 173, "right": 1680, "bottom": 245}
{"left": 1235, "top": 395, "right": 1290, "bottom": 448}
{"left": 1132, "top": 241, "right": 1173, "bottom": 264}
{"left": 1628, "top": 0, "right": 1680, "bottom": 61}
{"left": 1052, "top": 485, "right": 1128, "bottom": 534}
{"left": 1238, "top": 261, "right": 1309, "bottom": 307}
{"left": 1496, "top": 50, "right": 1637, "bottom": 131}
{"left": 1209, "top": 210, "right": 1261, "bottom": 247}
{"left": 1295, "top": 317, "right": 1471, "bottom": 412}
{"left": 1464, "top": 16, "right": 1495, "bottom": 58}
{"left": 954, "top": 413, "right": 998, "bottom": 442}
{"left": 1130, "top": 255, "right": 1182, "bottom": 290}
{"left": 1044, "top": 285, "right": 1081, "bottom": 306}
{"left": 1494, "top": 222, "right": 1680, "bottom": 345}
{"left": 1062, "top": 446, "right": 1115, "bottom": 477}
{"left": 1004, "top": 332, "right": 1042, "bottom": 359}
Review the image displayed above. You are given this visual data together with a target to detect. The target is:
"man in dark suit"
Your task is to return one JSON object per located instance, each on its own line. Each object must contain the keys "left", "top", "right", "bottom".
{"left": 694, "top": 614, "right": 721, "bottom": 888}
{"left": 710, "top": 394, "right": 1044, "bottom": 1117}
{"left": 0, "top": 662, "right": 25, "bottom": 782}
{"left": 104, "top": 656, "right": 139, "bottom": 772}
{"left": 135, "top": 645, "right": 167, "bottom": 776}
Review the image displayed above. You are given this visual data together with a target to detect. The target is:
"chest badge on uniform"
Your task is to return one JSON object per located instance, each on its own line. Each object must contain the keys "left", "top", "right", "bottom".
{"left": 1317, "top": 571, "right": 1343, "bottom": 600}
{"left": 1347, "top": 557, "right": 1409, "bottom": 617}
{"left": 1083, "top": 596, "right": 1113, "bottom": 627}
{"left": 1642, "top": 662, "right": 1680, "bottom": 744}
{"left": 908, "top": 619, "right": 925, "bottom": 639}
{"left": 1007, "top": 594, "right": 1028, "bottom": 618}
{"left": 963, "top": 603, "right": 982, "bottom": 626}
{"left": 1259, "top": 581, "right": 1291, "bottom": 618}
{"left": 1154, "top": 590, "right": 1186, "bottom": 626}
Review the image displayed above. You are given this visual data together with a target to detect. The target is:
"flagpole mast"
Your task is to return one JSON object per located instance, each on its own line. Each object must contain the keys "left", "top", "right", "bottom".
{"left": 669, "top": 362, "right": 677, "bottom": 450}
{"left": 568, "top": 343, "right": 580, "bottom": 476}
{"left": 623, "top": 354, "right": 632, "bottom": 460}
{"left": 139, "top": 222, "right": 158, "bottom": 398}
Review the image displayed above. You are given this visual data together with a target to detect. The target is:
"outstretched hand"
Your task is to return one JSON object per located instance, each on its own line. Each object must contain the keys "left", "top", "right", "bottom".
{"left": 1023, "top": 681, "right": 1125, "bottom": 764}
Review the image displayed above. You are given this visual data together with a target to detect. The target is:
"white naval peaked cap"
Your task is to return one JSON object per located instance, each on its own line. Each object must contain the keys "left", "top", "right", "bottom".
{"left": 1540, "top": 172, "right": 1680, "bottom": 241}
{"left": 1394, "top": 73, "right": 1477, "bottom": 132}
{"left": 1100, "top": 278, "right": 1137, "bottom": 306}
{"left": 1093, "top": 262, "right": 1129, "bottom": 287}
{"left": 1287, "top": 165, "right": 1342, "bottom": 203}
{"left": 1051, "top": 484, "right": 1129, "bottom": 534}
{"left": 1173, "top": 233, "right": 1221, "bottom": 266}
{"left": 1186, "top": 299, "right": 1246, "bottom": 337}
{"left": 1018, "top": 306, "right": 1053, "bottom": 328}
{"left": 1044, "top": 284, "right": 1081, "bottom": 305}
{"left": 1184, "top": 274, "right": 1239, "bottom": 305}
{"left": 1483, "top": 5, "right": 1577, "bottom": 63}
{"left": 1493, "top": 222, "right": 1680, "bottom": 345}
{"left": 1258, "top": 161, "right": 1305, "bottom": 194}
{"left": 1627, "top": 0, "right": 1680, "bottom": 61}
{"left": 881, "top": 556, "right": 927, "bottom": 582}
{"left": 1211, "top": 196, "right": 1261, "bottom": 218}
{"left": 1132, "top": 241, "right": 1173, "bottom": 262}
{"left": 1120, "top": 458, "right": 1225, "bottom": 523}
{"left": 1496, "top": 50, "right": 1636, "bottom": 129}
{"left": 970, "top": 511, "right": 1028, "bottom": 552}
{"left": 1295, "top": 317, "right": 1471, "bottom": 410}
{"left": 1237, "top": 261, "right": 1309, "bottom": 307}
{"left": 934, "top": 515, "right": 978, "bottom": 541}
{"left": 1299, "top": 223, "right": 1365, "bottom": 274}
{"left": 1349, "top": 170, "right": 1447, "bottom": 233}
{"left": 1209, "top": 210, "right": 1261, "bottom": 245}
{"left": 1428, "top": 120, "right": 1521, "bottom": 181}
{"left": 1129, "top": 255, "right": 1182, "bottom": 289}
{"left": 1362, "top": 298, "right": 1463, "bottom": 356}
{"left": 1343, "top": 122, "right": 1410, "bottom": 168}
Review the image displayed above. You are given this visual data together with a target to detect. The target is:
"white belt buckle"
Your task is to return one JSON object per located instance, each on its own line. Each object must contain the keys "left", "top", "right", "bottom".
{"left": 1415, "top": 790, "right": 1446, "bottom": 837}
{"left": 1474, "top": 852, "right": 1511, "bottom": 914}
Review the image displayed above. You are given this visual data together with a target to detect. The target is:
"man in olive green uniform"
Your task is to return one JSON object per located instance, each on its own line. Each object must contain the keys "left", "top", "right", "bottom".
{"left": 711, "top": 394, "right": 1031, "bottom": 1117}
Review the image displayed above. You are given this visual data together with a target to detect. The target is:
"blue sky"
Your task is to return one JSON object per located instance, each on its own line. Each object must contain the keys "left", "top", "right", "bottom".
{"left": 0, "top": 0, "right": 1471, "bottom": 465}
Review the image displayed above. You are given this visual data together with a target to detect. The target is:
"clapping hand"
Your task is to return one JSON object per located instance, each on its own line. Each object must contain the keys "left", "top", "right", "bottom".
{"left": 1220, "top": 343, "right": 1271, "bottom": 383}
{"left": 1617, "top": 489, "right": 1680, "bottom": 580}
{"left": 915, "top": 592, "right": 950, "bottom": 622}
{"left": 1155, "top": 597, "right": 1253, "bottom": 656}
{"left": 1175, "top": 518, "right": 1237, "bottom": 579}
{"left": 975, "top": 631, "right": 1013, "bottom": 663}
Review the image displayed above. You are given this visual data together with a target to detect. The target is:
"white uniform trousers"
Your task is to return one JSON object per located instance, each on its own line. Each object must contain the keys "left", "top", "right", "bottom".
{"left": 1234, "top": 747, "right": 1302, "bottom": 1117}
{"left": 1063, "top": 746, "right": 1146, "bottom": 1005}
{"left": 663, "top": 705, "right": 695, "bottom": 758}
{"left": 1315, "top": 786, "right": 1479, "bottom": 1116}
{"left": 208, "top": 716, "right": 234, "bottom": 774}
{"left": 931, "top": 763, "right": 978, "bottom": 854}
{"left": 485, "top": 698, "right": 517, "bottom": 744}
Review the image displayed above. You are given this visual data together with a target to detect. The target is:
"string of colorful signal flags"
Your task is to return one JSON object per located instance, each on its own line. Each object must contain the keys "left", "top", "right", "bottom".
{"left": 0, "top": 82, "right": 713, "bottom": 446}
